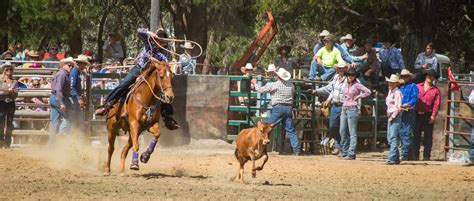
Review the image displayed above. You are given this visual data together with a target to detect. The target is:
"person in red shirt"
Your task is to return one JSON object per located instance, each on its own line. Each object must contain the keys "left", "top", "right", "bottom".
{"left": 412, "top": 69, "right": 441, "bottom": 161}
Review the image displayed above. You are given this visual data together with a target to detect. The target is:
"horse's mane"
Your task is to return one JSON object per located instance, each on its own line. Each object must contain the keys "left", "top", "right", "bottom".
{"left": 124, "top": 60, "right": 167, "bottom": 105}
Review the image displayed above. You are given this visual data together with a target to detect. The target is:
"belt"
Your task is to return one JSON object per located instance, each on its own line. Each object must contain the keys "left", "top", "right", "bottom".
{"left": 274, "top": 103, "right": 292, "bottom": 106}
{"left": 331, "top": 102, "right": 342, "bottom": 106}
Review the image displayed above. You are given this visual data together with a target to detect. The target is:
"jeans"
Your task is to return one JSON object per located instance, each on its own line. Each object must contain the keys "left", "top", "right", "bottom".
{"left": 308, "top": 60, "right": 335, "bottom": 81}
{"left": 400, "top": 110, "right": 416, "bottom": 159}
{"left": 70, "top": 97, "right": 84, "bottom": 132}
{"left": 329, "top": 104, "right": 342, "bottom": 149}
{"left": 470, "top": 121, "right": 474, "bottom": 162}
{"left": 339, "top": 106, "right": 360, "bottom": 158}
{"left": 413, "top": 112, "right": 434, "bottom": 160}
{"left": 269, "top": 104, "right": 301, "bottom": 154}
{"left": 0, "top": 101, "right": 15, "bottom": 147}
{"left": 387, "top": 113, "right": 402, "bottom": 162}
{"left": 49, "top": 95, "right": 72, "bottom": 145}
{"left": 104, "top": 65, "right": 141, "bottom": 104}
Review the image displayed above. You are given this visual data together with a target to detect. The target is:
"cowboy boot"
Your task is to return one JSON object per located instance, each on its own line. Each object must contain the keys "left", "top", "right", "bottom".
{"left": 164, "top": 116, "right": 179, "bottom": 130}
{"left": 94, "top": 102, "right": 113, "bottom": 116}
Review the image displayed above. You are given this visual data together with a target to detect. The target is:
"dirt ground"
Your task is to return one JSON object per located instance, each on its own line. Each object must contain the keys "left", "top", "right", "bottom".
{"left": 0, "top": 138, "right": 473, "bottom": 200}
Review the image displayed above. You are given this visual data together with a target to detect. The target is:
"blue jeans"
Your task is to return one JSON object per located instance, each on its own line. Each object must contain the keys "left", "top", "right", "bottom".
{"left": 269, "top": 104, "right": 301, "bottom": 154}
{"left": 308, "top": 60, "right": 335, "bottom": 81}
{"left": 71, "top": 97, "right": 84, "bottom": 132}
{"left": 104, "top": 65, "right": 141, "bottom": 104}
{"left": 339, "top": 106, "right": 359, "bottom": 158}
{"left": 49, "top": 95, "right": 72, "bottom": 145}
{"left": 387, "top": 113, "right": 402, "bottom": 162}
{"left": 400, "top": 110, "right": 415, "bottom": 159}
{"left": 329, "top": 104, "right": 342, "bottom": 149}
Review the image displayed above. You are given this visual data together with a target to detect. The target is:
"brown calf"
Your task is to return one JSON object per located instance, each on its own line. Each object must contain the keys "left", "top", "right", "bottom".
{"left": 234, "top": 121, "right": 274, "bottom": 182}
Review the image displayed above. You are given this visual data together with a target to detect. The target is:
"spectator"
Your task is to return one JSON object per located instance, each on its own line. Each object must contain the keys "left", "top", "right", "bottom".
{"left": 399, "top": 69, "right": 419, "bottom": 161}
{"left": 71, "top": 55, "right": 89, "bottom": 130}
{"left": 13, "top": 40, "right": 29, "bottom": 61}
{"left": 355, "top": 39, "right": 380, "bottom": 87}
{"left": 237, "top": 63, "right": 254, "bottom": 104}
{"left": 385, "top": 74, "right": 404, "bottom": 165}
{"left": 339, "top": 68, "right": 371, "bottom": 160}
{"left": 414, "top": 43, "right": 438, "bottom": 83}
{"left": 312, "top": 34, "right": 345, "bottom": 81}
{"left": 309, "top": 62, "right": 348, "bottom": 155}
{"left": 251, "top": 68, "right": 301, "bottom": 155}
{"left": 103, "top": 33, "right": 124, "bottom": 62}
{"left": 340, "top": 34, "right": 368, "bottom": 84}
{"left": 22, "top": 50, "right": 45, "bottom": 68}
{"left": 49, "top": 57, "right": 75, "bottom": 145}
{"left": 274, "top": 45, "right": 298, "bottom": 76}
{"left": 43, "top": 45, "right": 60, "bottom": 68}
{"left": 308, "top": 30, "right": 354, "bottom": 80}
{"left": 412, "top": 69, "right": 441, "bottom": 161}
{"left": 379, "top": 37, "right": 405, "bottom": 78}
{"left": 465, "top": 89, "right": 474, "bottom": 166}
{"left": 28, "top": 78, "right": 48, "bottom": 111}
{"left": 179, "top": 41, "right": 197, "bottom": 75}
{"left": 1, "top": 44, "right": 15, "bottom": 61}
{"left": 0, "top": 63, "right": 18, "bottom": 148}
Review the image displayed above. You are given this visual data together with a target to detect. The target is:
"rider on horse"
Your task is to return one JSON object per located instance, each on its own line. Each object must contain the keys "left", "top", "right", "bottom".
{"left": 94, "top": 28, "right": 179, "bottom": 130}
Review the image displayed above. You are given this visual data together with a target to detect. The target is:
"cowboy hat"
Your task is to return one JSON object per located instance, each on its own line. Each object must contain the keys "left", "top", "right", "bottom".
{"left": 59, "top": 57, "right": 76, "bottom": 67}
{"left": 123, "top": 57, "right": 136, "bottom": 65}
{"left": 180, "top": 41, "right": 194, "bottom": 49}
{"left": 385, "top": 74, "right": 404, "bottom": 84}
{"left": 1, "top": 63, "right": 13, "bottom": 72}
{"left": 267, "top": 64, "right": 277, "bottom": 72}
{"left": 340, "top": 34, "right": 354, "bottom": 43}
{"left": 336, "top": 62, "right": 347, "bottom": 68}
{"left": 423, "top": 69, "right": 440, "bottom": 79}
{"left": 319, "top": 30, "right": 330, "bottom": 37}
{"left": 74, "top": 54, "right": 91, "bottom": 65}
{"left": 240, "top": 63, "right": 253, "bottom": 74}
{"left": 400, "top": 69, "right": 413, "bottom": 76}
{"left": 323, "top": 34, "right": 335, "bottom": 43}
{"left": 277, "top": 45, "right": 291, "bottom": 53}
{"left": 28, "top": 50, "right": 40, "bottom": 58}
{"left": 275, "top": 68, "right": 291, "bottom": 81}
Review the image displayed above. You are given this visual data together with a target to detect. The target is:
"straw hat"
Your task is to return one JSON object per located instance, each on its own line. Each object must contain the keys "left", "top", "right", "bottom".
{"left": 1, "top": 63, "right": 13, "bottom": 72}
{"left": 323, "top": 34, "right": 335, "bottom": 43}
{"left": 400, "top": 69, "right": 413, "bottom": 76}
{"left": 123, "top": 57, "right": 136, "bottom": 65}
{"left": 266, "top": 64, "right": 277, "bottom": 72}
{"left": 340, "top": 34, "right": 355, "bottom": 43}
{"left": 385, "top": 74, "right": 404, "bottom": 84}
{"left": 336, "top": 62, "right": 347, "bottom": 68}
{"left": 28, "top": 50, "right": 40, "bottom": 58}
{"left": 275, "top": 68, "right": 291, "bottom": 81}
{"left": 74, "top": 54, "right": 91, "bottom": 65}
{"left": 319, "top": 30, "right": 330, "bottom": 37}
{"left": 240, "top": 63, "right": 253, "bottom": 74}
{"left": 180, "top": 41, "right": 194, "bottom": 49}
{"left": 59, "top": 57, "right": 76, "bottom": 67}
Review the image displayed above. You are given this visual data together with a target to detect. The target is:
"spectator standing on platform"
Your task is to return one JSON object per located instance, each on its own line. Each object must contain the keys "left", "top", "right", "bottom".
{"left": 43, "top": 45, "right": 60, "bottom": 68}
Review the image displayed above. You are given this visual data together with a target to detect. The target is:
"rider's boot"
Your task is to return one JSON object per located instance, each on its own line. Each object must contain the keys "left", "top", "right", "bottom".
{"left": 94, "top": 102, "right": 113, "bottom": 116}
{"left": 164, "top": 116, "right": 179, "bottom": 130}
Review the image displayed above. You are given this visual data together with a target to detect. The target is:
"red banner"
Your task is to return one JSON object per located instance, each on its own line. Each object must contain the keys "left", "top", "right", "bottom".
{"left": 447, "top": 66, "right": 460, "bottom": 91}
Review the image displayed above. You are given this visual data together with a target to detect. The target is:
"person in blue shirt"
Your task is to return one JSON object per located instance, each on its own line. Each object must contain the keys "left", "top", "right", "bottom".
{"left": 399, "top": 69, "right": 419, "bottom": 161}
{"left": 308, "top": 30, "right": 354, "bottom": 80}
{"left": 379, "top": 36, "right": 405, "bottom": 78}
{"left": 70, "top": 55, "right": 89, "bottom": 131}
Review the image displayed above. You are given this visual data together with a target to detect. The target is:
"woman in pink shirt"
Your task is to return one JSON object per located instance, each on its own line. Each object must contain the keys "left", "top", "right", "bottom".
{"left": 339, "top": 68, "right": 371, "bottom": 160}
{"left": 385, "top": 74, "right": 404, "bottom": 165}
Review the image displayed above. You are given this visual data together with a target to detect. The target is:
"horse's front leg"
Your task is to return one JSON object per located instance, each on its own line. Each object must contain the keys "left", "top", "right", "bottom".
{"left": 141, "top": 122, "right": 161, "bottom": 163}
{"left": 129, "top": 120, "right": 141, "bottom": 171}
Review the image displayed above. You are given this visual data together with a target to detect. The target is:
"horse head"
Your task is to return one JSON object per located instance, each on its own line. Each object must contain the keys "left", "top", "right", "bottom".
{"left": 150, "top": 59, "right": 174, "bottom": 104}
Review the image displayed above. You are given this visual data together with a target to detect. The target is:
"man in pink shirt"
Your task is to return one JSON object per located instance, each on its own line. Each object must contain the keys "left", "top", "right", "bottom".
{"left": 412, "top": 69, "right": 441, "bottom": 161}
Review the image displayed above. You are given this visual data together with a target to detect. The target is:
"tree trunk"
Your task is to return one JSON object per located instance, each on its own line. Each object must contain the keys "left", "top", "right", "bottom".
{"left": 97, "top": 10, "right": 110, "bottom": 63}
{"left": 202, "top": 31, "right": 214, "bottom": 74}
{"left": 0, "top": 0, "right": 9, "bottom": 52}
{"left": 185, "top": 2, "right": 208, "bottom": 74}
{"left": 69, "top": 26, "right": 83, "bottom": 56}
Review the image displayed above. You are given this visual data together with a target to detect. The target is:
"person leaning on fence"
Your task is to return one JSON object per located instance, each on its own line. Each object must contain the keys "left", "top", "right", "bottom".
{"left": 250, "top": 68, "right": 301, "bottom": 156}
{"left": 237, "top": 63, "right": 254, "bottom": 105}
{"left": 465, "top": 89, "right": 474, "bottom": 166}
{"left": 308, "top": 62, "right": 348, "bottom": 155}
{"left": 385, "top": 74, "right": 404, "bottom": 165}
{"left": 179, "top": 41, "right": 197, "bottom": 75}
{"left": 0, "top": 63, "right": 18, "bottom": 148}
{"left": 412, "top": 69, "right": 441, "bottom": 161}
{"left": 339, "top": 68, "right": 371, "bottom": 160}
{"left": 274, "top": 44, "right": 298, "bottom": 76}
{"left": 70, "top": 55, "right": 89, "bottom": 131}
{"left": 399, "top": 69, "right": 419, "bottom": 161}
{"left": 49, "top": 57, "right": 75, "bottom": 145}
{"left": 94, "top": 28, "right": 179, "bottom": 130}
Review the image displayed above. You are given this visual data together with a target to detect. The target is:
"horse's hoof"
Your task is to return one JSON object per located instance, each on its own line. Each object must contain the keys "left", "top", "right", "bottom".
{"left": 255, "top": 166, "right": 263, "bottom": 171}
{"left": 140, "top": 152, "right": 150, "bottom": 163}
{"left": 251, "top": 172, "right": 256, "bottom": 178}
{"left": 130, "top": 164, "right": 139, "bottom": 171}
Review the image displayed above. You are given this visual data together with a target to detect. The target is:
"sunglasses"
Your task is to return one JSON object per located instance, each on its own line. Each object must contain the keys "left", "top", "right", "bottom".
{"left": 67, "top": 64, "right": 74, "bottom": 68}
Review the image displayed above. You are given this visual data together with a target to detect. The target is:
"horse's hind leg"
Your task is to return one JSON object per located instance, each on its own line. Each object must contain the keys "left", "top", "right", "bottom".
{"left": 120, "top": 136, "right": 132, "bottom": 174}
{"left": 141, "top": 123, "right": 161, "bottom": 163}
{"left": 104, "top": 127, "right": 118, "bottom": 176}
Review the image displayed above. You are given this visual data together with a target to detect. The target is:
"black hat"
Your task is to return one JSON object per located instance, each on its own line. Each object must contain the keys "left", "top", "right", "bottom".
{"left": 346, "top": 68, "right": 358, "bottom": 76}
{"left": 423, "top": 69, "right": 439, "bottom": 79}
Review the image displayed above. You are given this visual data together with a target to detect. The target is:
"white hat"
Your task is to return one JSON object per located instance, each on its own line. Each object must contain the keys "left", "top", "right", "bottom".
{"left": 266, "top": 64, "right": 277, "bottom": 72}
{"left": 180, "top": 41, "right": 194, "bottom": 49}
{"left": 400, "top": 69, "right": 413, "bottom": 76}
{"left": 275, "top": 68, "right": 291, "bottom": 81}
{"left": 336, "top": 62, "right": 347, "bottom": 68}
{"left": 240, "top": 63, "right": 253, "bottom": 74}
{"left": 73, "top": 54, "right": 91, "bottom": 65}
{"left": 59, "top": 57, "right": 76, "bottom": 67}
{"left": 385, "top": 74, "right": 404, "bottom": 84}
{"left": 340, "top": 34, "right": 354, "bottom": 43}
{"left": 319, "top": 30, "right": 330, "bottom": 37}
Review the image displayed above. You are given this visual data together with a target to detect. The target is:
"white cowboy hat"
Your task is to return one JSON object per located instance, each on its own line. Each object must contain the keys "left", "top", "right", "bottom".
{"left": 73, "top": 54, "right": 91, "bottom": 65}
{"left": 385, "top": 74, "right": 404, "bottom": 84}
{"left": 266, "top": 64, "right": 277, "bottom": 72}
{"left": 319, "top": 30, "right": 330, "bottom": 37}
{"left": 340, "top": 34, "right": 354, "bottom": 43}
{"left": 400, "top": 69, "right": 413, "bottom": 76}
{"left": 336, "top": 62, "right": 347, "bottom": 68}
{"left": 59, "top": 57, "right": 76, "bottom": 67}
{"left": 275, "top": 68, "right": 291, "bottom": 81}
{"left": 240, "top": 63, "right": 253, "bottom": 74}
{"left": 180, "top": 41, "right": 194, "bottom": 49}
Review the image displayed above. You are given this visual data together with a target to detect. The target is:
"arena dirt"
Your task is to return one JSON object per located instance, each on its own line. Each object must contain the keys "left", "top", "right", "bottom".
{"left": 0, "top": 138, "right": 473, "bottom": 200}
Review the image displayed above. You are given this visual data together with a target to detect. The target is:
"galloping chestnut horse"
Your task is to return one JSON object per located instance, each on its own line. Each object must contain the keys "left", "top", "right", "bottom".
{"left": 104, "top": 58, "right": 174, "bottom": 176}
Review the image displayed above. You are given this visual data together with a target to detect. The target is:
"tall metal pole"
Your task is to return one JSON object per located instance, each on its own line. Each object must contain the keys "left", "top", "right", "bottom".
{"left": 150, "top": 0, "right": 160, "bottom": 32}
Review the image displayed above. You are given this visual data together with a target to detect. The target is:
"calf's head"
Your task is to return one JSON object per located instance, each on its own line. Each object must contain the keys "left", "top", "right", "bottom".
{"left": 256, "top": 121, "right": 274, "bottom": 145}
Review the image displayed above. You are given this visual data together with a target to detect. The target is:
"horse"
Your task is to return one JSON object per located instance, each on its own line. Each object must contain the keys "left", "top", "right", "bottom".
{"left": 103, "top": 59, "right": 174, "bottom": 176}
